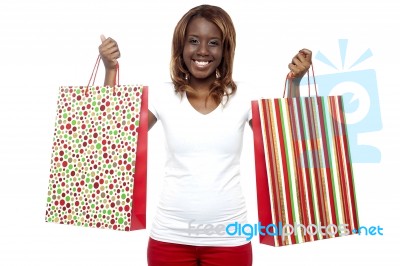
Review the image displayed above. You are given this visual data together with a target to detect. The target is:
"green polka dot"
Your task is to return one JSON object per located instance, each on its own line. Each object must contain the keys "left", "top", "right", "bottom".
{"left": 66, "top": 196, "right": 70, "bottom": 201}
{"left": 96, "top": 143, "right": 101, "bottom": 150}
{"left": 63, "top": 113, "right": 68, "bottom": 119}
{"left": 88, "top": 184, "right": 93, "bottom": 189}
{"left": 118, "top": 218, "right": 124, "bottom": 224}
{"left": 71, "top": 120, "right": 76, "bottom": 125}
{"left": 101, "top": 88, "right": 106, "bottom": 93}
{"left": 127, "top": 113, "right": 131, "bottom": 119}
{"left": 95, "top": 107, "right": 99, "bottom": 112}
{"left": 47, "top": 197, "right": 51, "bottom": 202}
{"left": 107, "top": 210, "right": 112, "bottom": 215}
{"left": 92, "top": 101, "right": 96, "bottom": 106}
{"left": 121, "top": 194, "right": 126, "bottom": 199}
{"left": 57, "top": 188, "right": 62, "bottom": 194}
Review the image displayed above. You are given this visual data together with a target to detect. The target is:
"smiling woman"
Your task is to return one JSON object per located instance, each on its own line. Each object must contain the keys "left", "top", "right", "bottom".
{"left": 170, "top": 6, "right": 237, "bottom": 110}
{"left": 183, "top": 17, "right": 223, "bottom": 87}
{"left": 98, "top": 4, "right": 312, "bottom": 266}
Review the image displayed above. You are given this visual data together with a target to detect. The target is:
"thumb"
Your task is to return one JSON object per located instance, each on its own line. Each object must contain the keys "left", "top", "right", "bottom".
{"left": 100, "top": 34, "right": 106, "bottom": 43}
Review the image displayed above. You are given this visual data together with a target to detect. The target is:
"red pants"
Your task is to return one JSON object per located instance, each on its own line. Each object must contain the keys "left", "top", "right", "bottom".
{"left": 147, "top": 238, "right": 252, "bottom": 266}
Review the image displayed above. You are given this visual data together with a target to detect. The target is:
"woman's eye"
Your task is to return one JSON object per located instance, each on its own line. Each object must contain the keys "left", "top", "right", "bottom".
{"left": 209, "top": 40, "right": 219, "bottom": 46}
{"left": 189, "top": 39, "right": 199, "bottom": 44}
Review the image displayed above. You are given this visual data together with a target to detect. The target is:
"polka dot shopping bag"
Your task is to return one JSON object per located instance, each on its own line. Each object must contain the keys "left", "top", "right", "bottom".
{"left": 45, "top": 55, "right": 148, "bottom": 231}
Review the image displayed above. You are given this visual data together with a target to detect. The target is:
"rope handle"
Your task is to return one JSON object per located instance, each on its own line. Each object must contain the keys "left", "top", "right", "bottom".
{"left": 85, "top": 54, "right": 119, "bottom": 96}
{"left": 283, "top": 63, "right": 317, "bottom": 98}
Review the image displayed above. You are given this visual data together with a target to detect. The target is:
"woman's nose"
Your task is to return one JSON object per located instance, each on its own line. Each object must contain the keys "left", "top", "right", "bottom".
{"left": 196, "top": 42, "right": 209, "bottom": 56}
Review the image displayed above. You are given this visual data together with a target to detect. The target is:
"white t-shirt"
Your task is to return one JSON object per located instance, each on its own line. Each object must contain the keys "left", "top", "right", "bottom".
{"left": 148, "top": 82, "right": 254, "bottom": 246}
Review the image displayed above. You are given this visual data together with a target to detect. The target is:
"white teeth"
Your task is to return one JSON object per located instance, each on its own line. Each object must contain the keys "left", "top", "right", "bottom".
{"left": 194, "top": 60, "right": 210, "bottom": 66}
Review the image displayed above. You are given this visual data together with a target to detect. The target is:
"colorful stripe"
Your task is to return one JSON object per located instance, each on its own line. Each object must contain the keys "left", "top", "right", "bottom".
{"left": 252, "top": 96, "right": 359, "bottom": 246}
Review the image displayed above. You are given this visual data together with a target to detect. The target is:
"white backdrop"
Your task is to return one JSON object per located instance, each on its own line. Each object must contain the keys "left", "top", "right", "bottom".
{"left": 0, "top": 0, "right": 399, "bottom": 265}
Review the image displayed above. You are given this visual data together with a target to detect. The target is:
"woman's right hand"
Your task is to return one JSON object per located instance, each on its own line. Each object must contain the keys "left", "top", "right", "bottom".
{"left": 99, "top": 34, "right": 120, "bottom": 71}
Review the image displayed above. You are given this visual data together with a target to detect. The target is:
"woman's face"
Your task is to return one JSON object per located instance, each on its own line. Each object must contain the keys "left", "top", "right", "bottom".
{"left": 183, "top": 17, "right": 223, "bottom": 86}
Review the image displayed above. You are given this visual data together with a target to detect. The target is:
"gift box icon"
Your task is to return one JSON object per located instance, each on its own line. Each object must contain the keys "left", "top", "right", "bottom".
{"left": 301, "top": 39, "right": 382, "bottom": 163}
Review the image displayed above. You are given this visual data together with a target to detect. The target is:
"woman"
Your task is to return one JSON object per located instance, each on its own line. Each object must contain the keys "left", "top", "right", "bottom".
{"left": 99, "top": 4, "right": 311, "bottom": 266}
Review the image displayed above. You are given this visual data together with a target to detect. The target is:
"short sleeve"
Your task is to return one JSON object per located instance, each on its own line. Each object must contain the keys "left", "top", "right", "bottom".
{"left": 148, "top": 84, "right": 160, "bottom": 120}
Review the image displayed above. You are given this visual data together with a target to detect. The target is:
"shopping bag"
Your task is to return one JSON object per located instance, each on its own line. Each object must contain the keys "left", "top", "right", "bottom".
{"left": 45, "top": 55, "right": 148, "bottom": 231}
{"left": 251, "top": 66, "right": 359, "bottom": 246}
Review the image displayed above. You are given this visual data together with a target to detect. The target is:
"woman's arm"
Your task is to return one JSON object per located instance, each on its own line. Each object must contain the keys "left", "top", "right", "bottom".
{"left": 99, "top": 35, "right": 158, "bottom": 131}
{"left": 248, "top": 48, "right": 312, "bottom": 128}
{"left": 148, "top": 111, "right": 158, "bottom": 131}
{"left": 99, "top": 35, "right": 120, "bottom": 87}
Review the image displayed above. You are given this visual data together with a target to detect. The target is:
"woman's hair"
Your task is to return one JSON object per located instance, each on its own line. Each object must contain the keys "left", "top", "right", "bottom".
{"left": 170, "top": 4, "right": 237, "bottom": 104}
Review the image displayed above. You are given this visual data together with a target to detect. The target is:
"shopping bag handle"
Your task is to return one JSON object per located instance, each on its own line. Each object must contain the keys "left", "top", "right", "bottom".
{"left": 283, "top": 63, "right": 317, "bottom": 98}
{"left": 85, "top": 54, "right": 120, "bottom": 96}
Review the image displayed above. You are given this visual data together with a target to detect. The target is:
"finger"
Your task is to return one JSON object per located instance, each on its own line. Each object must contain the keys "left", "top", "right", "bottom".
{"left": 299, "top": 48, "right": 312, "bottom": 56}
{"left": 288, "top": 63, "right": 299, "bottom": 78}
{"left": 295, "top": 53, "right": 311, "bottom": 65}
{"left": 100, "top": 34, "right": 106, "bottom": 43}
{"left": 100, "top": 39, "right": 118, "bottom": 51}
{"left": 298, "top": 49, "right": 312, "bottom": 62}
{"left": 100, "top": 45, "right": 120, "bottom": 55}
{"left": 109, "top": 51, "right": 121, "bottom": 60}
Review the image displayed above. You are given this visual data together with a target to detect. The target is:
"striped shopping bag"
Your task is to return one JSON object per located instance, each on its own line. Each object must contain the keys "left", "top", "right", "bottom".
{"left": 251, "top": 67, "right": 359, "bottom": 246}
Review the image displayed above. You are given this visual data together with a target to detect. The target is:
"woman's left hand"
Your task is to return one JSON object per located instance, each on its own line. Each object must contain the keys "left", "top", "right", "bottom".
{"left": 288, "top": 48, "right": 312, "bottom": 79}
